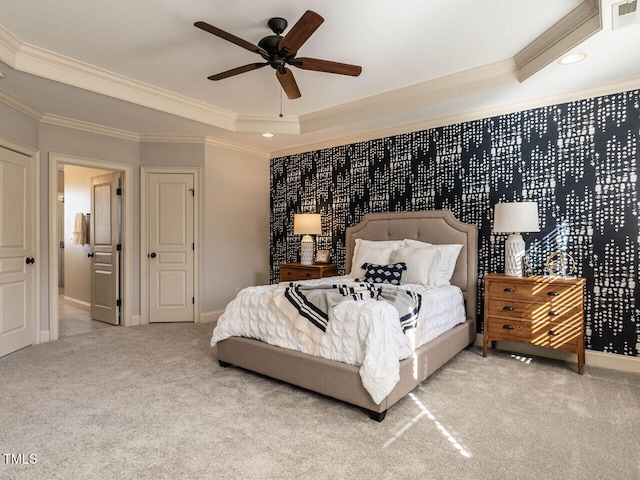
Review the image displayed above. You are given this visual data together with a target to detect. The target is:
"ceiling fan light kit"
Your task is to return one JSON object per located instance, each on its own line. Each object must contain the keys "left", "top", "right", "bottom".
{"left": 195, "top": 10, "right": 362, "bottom": 100}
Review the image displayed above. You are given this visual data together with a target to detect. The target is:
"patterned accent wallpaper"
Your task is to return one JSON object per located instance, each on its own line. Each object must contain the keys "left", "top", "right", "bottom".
{"left": 270, "top": 89, "right": 640, "bottom": 356}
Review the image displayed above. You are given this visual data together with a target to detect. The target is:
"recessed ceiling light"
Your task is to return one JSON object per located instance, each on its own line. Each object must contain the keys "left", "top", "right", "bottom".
{"left": 262, "top": 133, "right": 274, "bottom": 138}
{"left": 558, "top": 52, "right": 587, "bottom": 65}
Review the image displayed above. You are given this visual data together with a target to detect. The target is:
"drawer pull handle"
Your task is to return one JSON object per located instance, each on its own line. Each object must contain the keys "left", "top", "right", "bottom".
{"left": 502, "top": 324, "right": 514, "bottom": 330}
{"left": 502, "top": 306, "right": 514, "bottom": 311}
{"left": 548, "top": 330, "right": 559, "bottom": 336}
{"left": 548, "top": 311, "right": 559, "bottom": 317}
{"left": 547, "top": 291, "right": 560, "bottom": 297}
{"left": 503, "top": 288, "right": 515, "bottom": 293}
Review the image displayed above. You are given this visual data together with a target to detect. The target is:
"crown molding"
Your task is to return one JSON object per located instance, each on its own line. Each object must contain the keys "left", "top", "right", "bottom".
{"left": 40, "top": 113, "right": 140, "bottom": 142}
{"left": 270, "top": 75, "right": 640, "bottom": 158}
{"left": 514, "top": 0, "right": 601, "bottom": 82}
{"left": 0, "top": 24, "right": 20, "bottom": 65}
{"left": 203, "top": 136, "right": 270, "bottom": 158}
{"left": 140, "top": 134, "right": 270, "bottom": 158}
{"left": 0, "top": 86, "right": 42, "bottom": 120}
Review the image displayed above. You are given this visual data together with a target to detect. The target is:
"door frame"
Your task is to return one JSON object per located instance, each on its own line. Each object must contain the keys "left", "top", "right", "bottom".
{"left": 140, "top": 166, "right": 201, "bottom": 325}
{"left": 48, "top": 153, "right": 133, "bottom": 340}
{"left": 0, "top": 136, "right": 40, "bottom": 345}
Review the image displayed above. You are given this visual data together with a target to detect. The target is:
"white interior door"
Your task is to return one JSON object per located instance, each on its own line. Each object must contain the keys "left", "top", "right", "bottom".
{"left": 0, "top": 147, "right": 35, "bottom": 357}
{"left": 90, "top": 172, "right": 121, "bottom": 325}
{"left": 148, "top": 173, "right": 194, "bottom": 323}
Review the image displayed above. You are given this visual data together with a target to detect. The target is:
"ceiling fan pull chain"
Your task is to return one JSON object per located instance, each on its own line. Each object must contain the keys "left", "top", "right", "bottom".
{"left": 279, "top": 87, "right": 283, "bottom": 118}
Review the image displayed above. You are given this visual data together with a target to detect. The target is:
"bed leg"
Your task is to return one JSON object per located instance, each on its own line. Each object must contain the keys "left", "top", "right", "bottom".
{"left": 218, "top": 360, "right": 233, "bottom": 368}
{"left": 367, "top": 409, "right": 387, "bottom": 422}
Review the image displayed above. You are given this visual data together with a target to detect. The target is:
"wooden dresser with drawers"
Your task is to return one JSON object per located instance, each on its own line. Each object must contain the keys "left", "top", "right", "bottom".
{"left": 482, "top": 274, "right": 586, "bottom": 374}
{"left": 279, "top": 263, "right": 338, "bottom": 282}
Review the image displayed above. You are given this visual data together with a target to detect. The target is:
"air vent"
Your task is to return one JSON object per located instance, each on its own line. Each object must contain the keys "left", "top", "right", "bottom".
{"left": 612, "top": 0, "right": 639, "bottom": 30}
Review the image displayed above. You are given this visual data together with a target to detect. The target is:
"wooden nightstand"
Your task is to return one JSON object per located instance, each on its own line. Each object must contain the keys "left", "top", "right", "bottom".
{"left": 482, "top": 274, "right": 586, "bottom": 374}
{"left": 279, "top": 263, "right": 338, "bottom": 282}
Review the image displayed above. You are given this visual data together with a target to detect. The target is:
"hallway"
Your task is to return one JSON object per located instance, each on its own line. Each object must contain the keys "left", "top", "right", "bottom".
{"left": 58, "top": 289, "right": 114, "bottom": 338}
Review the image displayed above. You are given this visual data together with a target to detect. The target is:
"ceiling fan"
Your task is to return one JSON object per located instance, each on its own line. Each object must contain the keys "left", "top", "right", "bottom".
{"left": 195, "top": 10, "right": 362, "bottom": 100}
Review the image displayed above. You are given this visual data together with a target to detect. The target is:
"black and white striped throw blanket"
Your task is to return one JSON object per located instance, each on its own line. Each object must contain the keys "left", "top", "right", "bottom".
{"left": 273, "top": 282, "right": 422, "bottom": 348}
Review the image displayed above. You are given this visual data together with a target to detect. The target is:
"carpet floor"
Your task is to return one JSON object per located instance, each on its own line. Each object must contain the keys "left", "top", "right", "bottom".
{"left": 1, "top": 323, "right": 639, "bottom": 480}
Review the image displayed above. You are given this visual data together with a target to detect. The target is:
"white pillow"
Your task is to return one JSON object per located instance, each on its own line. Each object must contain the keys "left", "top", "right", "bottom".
{"left": 430, "top": 244, "right": 463, "bottom": 286}
{"left": 402, "top": 239, "right": 432, "bottom": 248}
{"left": 391, "top": 247, "right": 438, "bottom": 285}
{"left": 401, "top": 239, "right": 462, "bottom": 286}
{"left": 350, "top": 240, "right": 400, "bottom": 278}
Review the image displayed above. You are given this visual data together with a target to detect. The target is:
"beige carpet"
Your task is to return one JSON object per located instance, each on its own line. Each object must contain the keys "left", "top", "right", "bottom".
{"left": 1, "top": 323, "right": 639, "bottom": 480}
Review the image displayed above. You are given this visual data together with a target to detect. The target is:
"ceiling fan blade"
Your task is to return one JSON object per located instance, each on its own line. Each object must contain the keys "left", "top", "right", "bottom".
{"left": 278, "top": 10, "right": 324, "bottom": 56}
{"left": 294, "top": 57, "right": 362, "bottom": 77}
{"left": 208, "top": 62, "right": 268, "bottom": 81}
{"left": 195, "top": 21, "right": 267, "bottom": 56}
{"left": 276, "top": 68, "right": 301, "bottom": 99}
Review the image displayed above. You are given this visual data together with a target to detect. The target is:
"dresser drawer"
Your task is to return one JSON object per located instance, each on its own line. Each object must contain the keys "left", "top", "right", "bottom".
{"left": 489, "top": 280, "right": 536, "bottom": 299}
{"left": 280, "top": 267, "right": 321, "bottom": 281}
{"left": 279, "top": 263, "right": 338, "bottom": 282}
{"left": 487, "top": 299, "right": 582, "bottom": 324}
{"left": 486, "top": 317, "right": 532, "bottom": 342}
{"left": 490, "top": 279, "right": 579, "bottom": 302}
{"left": 544, "top": 315, "right": 583, "bottom": 349}
{"left": 486, "top": 299, "right": 540, "bottom": 320}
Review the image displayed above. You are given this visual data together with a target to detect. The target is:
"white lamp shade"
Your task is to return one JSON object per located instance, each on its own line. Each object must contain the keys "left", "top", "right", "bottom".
{"left": 294, "top": 214, "right": 322, "bottom": 235}
{"left": 493, "top": 202, "right": 540, "bottom": 233}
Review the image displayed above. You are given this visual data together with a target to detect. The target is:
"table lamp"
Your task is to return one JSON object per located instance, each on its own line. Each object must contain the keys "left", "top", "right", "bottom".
{"left": 294, "top": 213, "right": 322, "bottom": 265}
{"left": 493, "top": 202, "right": 540, "bottom": 276}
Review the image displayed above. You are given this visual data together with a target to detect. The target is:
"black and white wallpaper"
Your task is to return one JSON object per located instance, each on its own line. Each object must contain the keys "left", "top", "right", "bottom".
{"left": 270, "top": 89, "right": 640, "bottom": 357}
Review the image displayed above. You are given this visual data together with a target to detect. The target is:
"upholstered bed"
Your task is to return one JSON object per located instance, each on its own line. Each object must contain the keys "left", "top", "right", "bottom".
{"left": 214, "top": 210, "right": 478, "bottom": 421}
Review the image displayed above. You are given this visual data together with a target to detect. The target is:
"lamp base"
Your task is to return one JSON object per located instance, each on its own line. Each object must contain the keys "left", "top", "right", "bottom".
{"left": 300, "top": 235, "right": 314, "bottom": 265}
{"left": 504, "top": 233, "right": 525, "bottom": 276}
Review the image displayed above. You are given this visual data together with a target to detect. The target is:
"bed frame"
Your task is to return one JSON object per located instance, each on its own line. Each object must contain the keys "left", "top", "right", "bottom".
{"left": 216, "top": 210, "right": 478, "bottom": 421}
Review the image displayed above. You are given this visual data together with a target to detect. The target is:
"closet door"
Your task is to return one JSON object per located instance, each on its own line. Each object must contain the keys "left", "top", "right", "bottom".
{"left": 0, "top": 147, "right": 35, "bottom": 357}
{"left": 147, "top": 173, "right": 194, "bottom": 323}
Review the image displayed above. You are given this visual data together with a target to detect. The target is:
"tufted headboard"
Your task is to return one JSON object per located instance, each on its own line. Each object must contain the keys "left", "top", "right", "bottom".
{"left": 345, "top": 210, "right": 478, "bottom": 324}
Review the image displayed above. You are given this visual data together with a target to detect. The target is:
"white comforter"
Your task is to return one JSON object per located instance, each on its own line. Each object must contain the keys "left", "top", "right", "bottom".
{"left": 211, "top": 276, "right": 465, "bottom": 404}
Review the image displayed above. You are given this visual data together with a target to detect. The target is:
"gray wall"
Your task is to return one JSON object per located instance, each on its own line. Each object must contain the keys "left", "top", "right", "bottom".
{"left": 203, "top": 144, "right": 271, "bottom": 314}
{"left": 0, "top": 102, "right": 270, "bottom": 335}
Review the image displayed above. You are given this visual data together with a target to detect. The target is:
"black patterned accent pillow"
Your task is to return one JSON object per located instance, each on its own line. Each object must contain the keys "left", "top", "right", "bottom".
{"left": 361, "top": 262, "right": 407, "bottom": 285}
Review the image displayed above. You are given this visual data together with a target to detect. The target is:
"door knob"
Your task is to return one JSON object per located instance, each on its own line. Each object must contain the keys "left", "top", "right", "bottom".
{"left": 88, "top": 252, "right": 94, "bottom": 258}
{"left": 25, "top": 257, "right": 35, "bottom": 264}
{"left": 148, "top": 252, "right": 157, "bottom": 258}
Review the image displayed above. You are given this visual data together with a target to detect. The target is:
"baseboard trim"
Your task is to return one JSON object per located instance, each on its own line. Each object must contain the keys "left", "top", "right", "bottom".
{"left": 200, "top": 310, "right": 224, "bottom": 324}
{"left": 40, "top": 329, "right": 50, "bottom": 343}
{"left": 63, "top": 296, "right": 90, "bottom": 311}
{"left": 474, "top": 334, "right": 640, "bottom": 374}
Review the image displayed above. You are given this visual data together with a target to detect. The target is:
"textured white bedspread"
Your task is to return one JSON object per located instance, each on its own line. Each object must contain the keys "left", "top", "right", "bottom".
{"left": 211, "top": 276, "right": 465, "bottom": 404}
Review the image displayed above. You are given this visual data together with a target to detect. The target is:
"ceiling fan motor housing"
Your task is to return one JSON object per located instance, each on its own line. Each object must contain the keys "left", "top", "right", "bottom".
{"left": 267, "top": 17, "right": 288, "bottom": 35}
{"left": 258, "top": 35, "right": 289, "bottom": 72}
